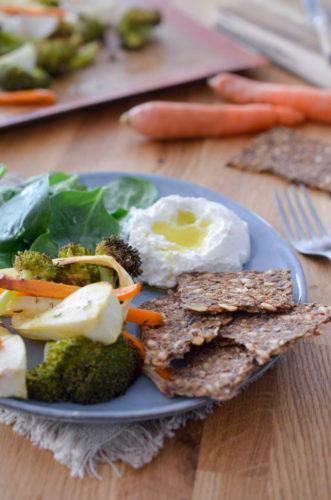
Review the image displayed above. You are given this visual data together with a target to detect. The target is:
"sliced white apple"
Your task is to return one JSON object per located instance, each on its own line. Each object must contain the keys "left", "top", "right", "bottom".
{"left": 0, "top": 42, "right": 37, "bottom": 71}
{"left": 0, "top": 325, "right": 27, "bottom": 399}
{"left": 12, "top": 281, "right": 123, "bottom": 344}
{"left": 3, "top": 295, "right": 61, "bottom": 317}
{"left": 0, "top": 12, "right": 59, "bottom": 39}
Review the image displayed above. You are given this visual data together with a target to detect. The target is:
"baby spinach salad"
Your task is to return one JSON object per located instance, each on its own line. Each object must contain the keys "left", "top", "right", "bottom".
{"left": 0, "top": 167, "right": 158, "bottom": 268}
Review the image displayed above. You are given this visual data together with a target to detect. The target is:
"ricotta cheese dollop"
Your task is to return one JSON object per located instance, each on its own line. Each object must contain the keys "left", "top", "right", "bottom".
{"left": 125, "top": 195, "right": 250, "bottom": 288}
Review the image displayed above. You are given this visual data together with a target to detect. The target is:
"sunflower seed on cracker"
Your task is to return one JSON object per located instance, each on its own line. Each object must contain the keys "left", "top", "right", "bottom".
{"left": 140, "top": 291, "right": 232, "bottom": 368}
{"left": 226, "top": 127, "right": 331, "bottom": 193}
{"left": 177, "top": 270, "right": 294, "bottom": 313}
{"left": 143, "top": 340, "right": 256, "bottom": 400}
{"left": 219, "top": 303, "right": 331, "bottom": 365}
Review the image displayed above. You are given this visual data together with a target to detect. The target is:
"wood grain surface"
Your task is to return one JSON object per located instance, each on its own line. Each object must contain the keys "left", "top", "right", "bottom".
{"left": 0, "top": 1, "right": 330, "bottom": 499}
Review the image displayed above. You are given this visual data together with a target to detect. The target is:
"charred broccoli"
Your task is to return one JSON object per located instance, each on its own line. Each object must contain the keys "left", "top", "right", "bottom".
{"left": 68, "top": 41, "right": 100, "bottom": 70}
{"left": 73, "top": 15, "right": 105, "bottom": 44}
{"left": 37, "top": 39, "right": 76, "bottom": 75}
{"left": 56, "top": 243, "right": 100, "bottom": 286}
{"left": 96, "top": 236, "right": 142, "bottom": 278}
{"left": 38, "top": 0, "right": 60, "bottom": 6}
{"left": 27, "top": 335, "right": 142, "bottom": 404}
{"left": 117, "top": 8, "right": 162, "bottom": 50}
{"left": 14, "top": 250, "right": 58, "bottom": 281}
{"left": 0, "top": 65, "right": 51, "bottom": 91}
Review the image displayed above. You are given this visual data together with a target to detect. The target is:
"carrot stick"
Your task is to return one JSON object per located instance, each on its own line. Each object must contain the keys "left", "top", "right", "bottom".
{"left": 208, "top": 72, "right": 331, "bottom": 123}
{"left": 0, "top": 275, "right": 142, "bottom": 301}
{"left": 121, "top": 330, "right": 145, "bottom": 359}
{"left": 154, "top": 367, "right": 172, "bottom": 380}
{"left": 0, "top": 5, "right": 65, "bottom": 18}
{"left": 0, "top": 275, "right": 80, "bottom": 299}
{"left": 120, "top": 101, "right": 305, "bottom": 139}
{"left": 0, "top": 89, "right": 57, "bottom": 106}
{"left": 115, "top": 283, "right": 141, "bottom": 301}
{"left": 121, "top": 330, "right": 172, "bottom": 379}
{"left": 126, "top": 307, "right": 164, "bottom": 326}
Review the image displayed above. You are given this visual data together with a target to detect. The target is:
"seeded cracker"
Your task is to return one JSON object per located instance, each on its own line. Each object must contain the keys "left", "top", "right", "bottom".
{"left": 219, "top": 303, "right": 331, "bottom": 365}
{"left": 226, "top": 127, "right": 331, "bottom": 192}
{"left": 143, "top": 340, "right": 256, "bottom": 400}
{"left": 140, "top": 292, "right": 232, "bottom": 368}
{"left": 177, "top": 270, "right": 295, "bottom": 313}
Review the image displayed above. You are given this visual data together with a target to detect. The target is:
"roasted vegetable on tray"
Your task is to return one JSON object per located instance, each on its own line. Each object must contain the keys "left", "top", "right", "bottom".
{"left": 0, "top": 2, "right": 162, "bottom": 100}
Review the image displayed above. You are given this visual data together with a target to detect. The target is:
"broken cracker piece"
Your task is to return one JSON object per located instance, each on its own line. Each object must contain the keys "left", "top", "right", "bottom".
{"left": 226, "top": 127, "right": 331, "bottom": 193}
{"left": 177, "top": 270, "right": 294, "bottom": 314}
{"left": 143, "top": 340, "right": 256, "bottom": 400}
{"left": 219, "top": 303, "right": 331, "bottom": 364}
{"left": 140, "top": 291, "right": 232, "bottom": 368}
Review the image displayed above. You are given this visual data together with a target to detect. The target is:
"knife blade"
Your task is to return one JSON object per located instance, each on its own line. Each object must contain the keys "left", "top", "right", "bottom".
{"left": 301, "top": 0, "right": 331, "bottom": 63}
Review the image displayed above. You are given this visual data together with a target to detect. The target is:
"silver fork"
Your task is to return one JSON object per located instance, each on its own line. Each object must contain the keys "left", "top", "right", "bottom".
{"left": 274, "top": 184, "right": 331, "bottom": 260}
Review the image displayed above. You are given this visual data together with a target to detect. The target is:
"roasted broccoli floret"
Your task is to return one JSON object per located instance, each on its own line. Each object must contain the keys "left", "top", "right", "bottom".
{"left": 73, "top": 15, "right": 105, "bottom": 44}
{"left": 68, "top": 41, "right": 100, "bottom": 70}
{"left": 0, "top": 65, "right": 51, "bottom": 91}
{"left": 27, "top": 335, "right": 142, "bottom": 404}
{"left": 38, "top": 0, "right": 60, "bottom": 6}
{"left": 14, "top": 250, "right": 58, "bottom": 281}
{"left": 37, "top": 39, "right": 76, "bottom": 75}
{"left": 96, "top": 236, "right": 142, "bottom": 278}
{"left": 117, "top": 8, "right": 161, "bottom": 50}
{"left": 56, "top": 243, "right": 100, "bottom": 286}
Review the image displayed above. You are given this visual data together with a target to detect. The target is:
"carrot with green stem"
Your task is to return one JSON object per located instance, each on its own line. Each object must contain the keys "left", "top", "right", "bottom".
{"left": 120, "top": 101, "right": 305, "bottom": 139}
{"left": 0, "top": 89, "right": 56, "bottom": 106}
{"left": 208, "top": 72, "right": 331, "bottom": 123}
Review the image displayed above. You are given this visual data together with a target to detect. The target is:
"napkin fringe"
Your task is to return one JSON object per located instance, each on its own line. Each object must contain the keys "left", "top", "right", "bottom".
{"left": 0, "top": 403, "right": 213, "bottom": 479}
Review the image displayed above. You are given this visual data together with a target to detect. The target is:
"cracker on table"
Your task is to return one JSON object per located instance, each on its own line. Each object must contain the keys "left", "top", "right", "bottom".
{"left": 140, "top": 291, "right": 232, "bottom": 368}
{"left": 219, "top": 303, "right": 331, "bottom": 364}
{"left": 226, "top": 127, "right": 331, "bottom": 193}
{"left": 177, "top": 270, "right": 295, "bottom": 314}
{"left": 143, "top": 339, "right": 256, "bottom": 400}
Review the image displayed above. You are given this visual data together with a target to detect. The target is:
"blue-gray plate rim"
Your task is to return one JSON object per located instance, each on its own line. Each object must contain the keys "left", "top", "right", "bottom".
{"left": 0, "top": 172, "right": 306, "bottom": 423}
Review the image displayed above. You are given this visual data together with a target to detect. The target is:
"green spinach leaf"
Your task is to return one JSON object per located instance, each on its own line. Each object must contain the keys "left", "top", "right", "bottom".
{"left": 26, "top": 171, "right": 86, "bottom": 195}
{"left": 0, "top": 177, "right": 50, "bottom": 254}
{"left": 0, "top": 164, "right": 7, "bottom": 180}
{"left": 32, "top": 188, "right": 120, "bottom": 255}
{"left": 103, "top": 176, "right": 158, "bottom": 214}
{"left": 0, "top": 185, "right": 20, "bottom": 206}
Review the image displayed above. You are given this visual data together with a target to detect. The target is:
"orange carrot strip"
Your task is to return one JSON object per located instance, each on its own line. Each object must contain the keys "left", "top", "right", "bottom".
{"left": 126, "top": 307, "right": 164, "bottom": 326}
{"left": 0, "top": 338, "right": 2, "bottom": 349}
{"left": 154, "top": 367, "right": 172, "bottom": 380}
{"left": 115, "top": 282, "right": 141, "bottom": 301}
{"left": 121, "top": 331, "right": 171, "bottom": 380}
{"left": 0, "top": 275, "right": 80, "bottom": 299}
{"left": 120, "top": 101, "right": 305, "bottom": 139}
{"left": 208, "top": 72, "right": 331, "bottom": 123}
{"left": 121, "top": 330, "right": 145, "bottom": 359}
{"left": 0, "top": 275, "right": 141, "bottom": 300}
{"left": 0, "top": 5, "right": 65, "bottom": 18}
{"left": 0, "top": 89, "right": 57, "bottom": 106}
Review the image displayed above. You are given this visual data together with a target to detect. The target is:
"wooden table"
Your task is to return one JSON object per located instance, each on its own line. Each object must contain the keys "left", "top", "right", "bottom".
{"left": 0, "top": 1, "right": 330, "bottom": 499}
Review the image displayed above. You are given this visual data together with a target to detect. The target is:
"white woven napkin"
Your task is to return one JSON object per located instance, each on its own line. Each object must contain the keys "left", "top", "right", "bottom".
{"left": 0, "top": 403, "right": 213, "bottom": 478}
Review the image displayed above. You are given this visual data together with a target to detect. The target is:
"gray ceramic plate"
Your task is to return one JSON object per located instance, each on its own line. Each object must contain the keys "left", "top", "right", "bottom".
{"left": 0, "top": 172, "right": 306, "bottom": 423}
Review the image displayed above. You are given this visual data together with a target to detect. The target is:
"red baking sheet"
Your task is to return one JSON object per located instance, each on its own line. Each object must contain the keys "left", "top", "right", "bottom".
{"left": 0, "top": 0, "right": 267, "bottom": 129}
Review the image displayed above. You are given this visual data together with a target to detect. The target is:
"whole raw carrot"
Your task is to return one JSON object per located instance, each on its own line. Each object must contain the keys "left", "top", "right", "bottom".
{"left": 120, "top": 101, "right": 305, "bottom": 139}
{"left": 0, "top": 89, "right": 56, "bottom": 105}
{"left": 208, "top": 72, "right": 331, "bottom": 123}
